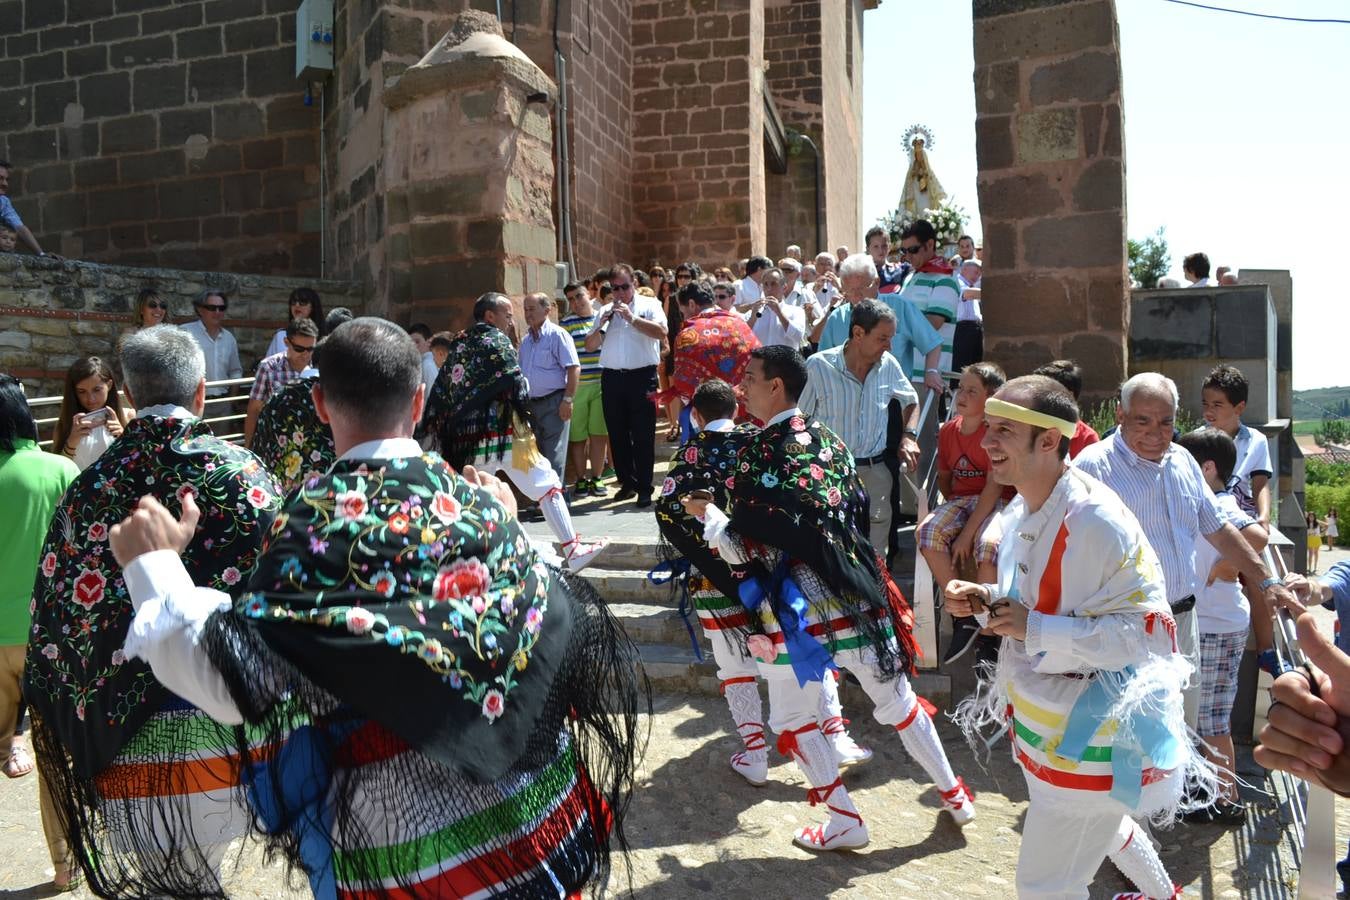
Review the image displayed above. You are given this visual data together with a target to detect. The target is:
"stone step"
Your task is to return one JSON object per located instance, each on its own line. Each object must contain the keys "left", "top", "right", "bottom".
{"left": 608, "top": 601, "right": 700, "bottom": 646}
{"left": 579, "top": 567, "right": 675, "bottom": 605}
{"left": 588, "top": 538, "right": 662, "bottom": 571}
{"left": 634, "top": 642, "right": 953, "bottom": 707}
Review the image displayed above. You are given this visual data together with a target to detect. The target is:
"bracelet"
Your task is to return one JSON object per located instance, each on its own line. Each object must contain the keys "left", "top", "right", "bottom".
{"left": 1259, "top": 575, "right": 1282, "bottom": 593}
{"left": 925, "top": 368, "right": 940, "bottom": 374}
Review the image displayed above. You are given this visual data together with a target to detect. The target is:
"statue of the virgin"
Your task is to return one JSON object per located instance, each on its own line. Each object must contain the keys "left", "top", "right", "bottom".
{"left": 899, "top": 125, "right": 946, "bottom": 218}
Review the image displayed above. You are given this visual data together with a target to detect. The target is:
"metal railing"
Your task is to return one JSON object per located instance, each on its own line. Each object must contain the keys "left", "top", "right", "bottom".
{"left": 1262, "top": 537, "right": 1337, "bottom": 899}
{"left": 25, "top": 376, "right": 256, "bottom": 450}
{"left": 902, "top": 378, "right": 957, "bottom": 668}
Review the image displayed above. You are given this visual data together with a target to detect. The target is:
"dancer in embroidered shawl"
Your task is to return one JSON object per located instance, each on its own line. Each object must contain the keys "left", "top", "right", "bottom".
{"left": 655, "top": 380, "right": 872, "bottom": 787}
{"left": 24, "top": 325, "right": 282, "bottom": 898}
{"left": 112, "top": 318, "right": 646, "bottom": 899}
{"left": 252, "top": 374, "right": 336, "bottom": 496}
{"left": 682, "top": 346, "right": 973, "bottom": 851}
{"left": 947, "top": 376, "right": 1212, "bottom": 900}
{"left": 419, "top": 293, "right": 607, "bottom": 573}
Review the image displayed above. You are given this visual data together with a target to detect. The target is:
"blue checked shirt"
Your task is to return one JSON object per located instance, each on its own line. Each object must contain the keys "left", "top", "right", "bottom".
{"left": 1072, "top": 433, "right": 1225, "bottom": 604}
{"left": 0, "top": 195, "right": 24, "bottom": 231}
{"left": 798, "top": 345, "right": 917, "bottom": 460}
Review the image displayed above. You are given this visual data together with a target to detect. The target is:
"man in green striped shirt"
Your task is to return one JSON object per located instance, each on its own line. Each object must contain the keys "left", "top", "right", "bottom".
{"left": 896, "top": 219, "right": 959, "bottom": 385}
{"left": 560, "top": 282, "right": 610, "bottom": 496}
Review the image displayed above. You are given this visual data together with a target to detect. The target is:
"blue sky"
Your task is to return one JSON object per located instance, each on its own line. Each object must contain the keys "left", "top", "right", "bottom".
{"left": 862, "top": 0, "right": 1350, "bottom": 390}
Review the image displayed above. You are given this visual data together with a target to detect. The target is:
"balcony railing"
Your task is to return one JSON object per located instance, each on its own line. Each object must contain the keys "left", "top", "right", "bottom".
{"left": 25, "top": 376, "right": 255, "bottom": 449}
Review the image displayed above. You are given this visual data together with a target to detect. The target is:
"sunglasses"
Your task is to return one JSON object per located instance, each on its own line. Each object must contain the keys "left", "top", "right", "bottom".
{"left": 288, "top": 342, "right": 315, "bottom": 354}
{"left": 612, "top": 282, "right": 634, "bottom": 292}
{"left": 202, "top": 304, "right": 227, "bottom": 312}
{"left": 714, "top": 294, "right": 732, "bottom": 301}
{"left": 899, "top": 245, "right": 922, "bottom": 254}
{"left": 146, "top": 301, "right": 167, "bottom": 310}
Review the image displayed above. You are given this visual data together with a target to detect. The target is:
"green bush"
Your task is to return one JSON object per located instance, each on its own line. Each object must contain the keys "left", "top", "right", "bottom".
{"left": 1307, "top": 458, "right": 1350, "bottom": 486}
{"left": 1083, "top": 398, "right": 1202, "bottom": 441}
{"left": 1307, "top": 484, "right": 1350, "bottom": 519}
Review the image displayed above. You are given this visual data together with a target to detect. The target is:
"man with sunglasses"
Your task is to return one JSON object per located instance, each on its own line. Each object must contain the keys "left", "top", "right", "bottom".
{"left": 585, "top": 263, "right": 667, "bottom": 508}
{"left": 242, "top": 317, "right": 318, "bottom": 448}
{"left": 895, "top": 220, "right": 958, "bottom": 388}
{"left": 180, "top": 290, "right": 242, "bottom": 400}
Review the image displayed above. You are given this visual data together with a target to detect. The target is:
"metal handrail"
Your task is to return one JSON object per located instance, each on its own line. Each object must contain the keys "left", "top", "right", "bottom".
{"left": 26, "top": 376, "right": 255, "bottom": 450}
{"left": 1262, "top": 541, "right": 1336, "bottom": 899}
{"left": 903, "top": 375, "right": 957, "bottom": 668}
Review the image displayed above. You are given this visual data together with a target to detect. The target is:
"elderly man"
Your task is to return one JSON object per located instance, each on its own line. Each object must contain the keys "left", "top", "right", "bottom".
{"left": 800, "top": 300, "right": 919, "bottom": 555}
{"left": 422, "top": 293, "right": 606, "bottom": 572}
{"left": 745, "top": 267, "right": 806, "bottom": 349}
{"left": 243, "top": 316, "right": 318, "bottom": 448}
{"left": 520, "top": 291, "right": 581, "bottom": 484}
{"left": 25, "top": 325, "right": 280, "bottom": 895}
{"left": 812, "top": 254, "right": 944, "bottom": 393}
{"left": 734, "top": 255, "right": 773, "bottom": 311}
{"left": 179, "top": 289, "right": 242, "bottom": 399}
{"left": 657, "top": 280, "right": 759, "bottom": 440}
{"left": 107, "top": 317, "right": 644, "bottom": 898}
{"left": 1074, "top": 372, "right": 1296, "bottom": 728}
{"left": 585, "top": 263, "right": 667, "bottom": 508}
{"left": 810, "top": 251, "right": 842, "bottom": 313}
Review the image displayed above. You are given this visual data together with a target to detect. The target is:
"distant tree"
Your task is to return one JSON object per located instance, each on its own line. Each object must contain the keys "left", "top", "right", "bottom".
{"left": 1317, "top": 417, "right": 1350, "bottom": 447}
{"left": 1129, "top": 227, "right": 1171, "bottom": 289}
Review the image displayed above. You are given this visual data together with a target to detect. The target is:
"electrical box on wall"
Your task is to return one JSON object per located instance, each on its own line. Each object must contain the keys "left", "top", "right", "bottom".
{"left": 296, "top": 0, "right": 334, "bottom": 80}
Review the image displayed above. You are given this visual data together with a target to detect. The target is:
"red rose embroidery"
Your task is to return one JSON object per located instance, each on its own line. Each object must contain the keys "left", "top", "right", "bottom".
{"left": 334, "top": 490, "right": 368, "bottom": 521}
{"left": 87, "top": 522, "right": 108, "bottom": 542}
{"left": 481, "top": 689, "right": 505, "bottom": 722}
{"left": 41, "top": 552, "right": 57, "bottom": 579}
{"left": 246, "top": 486, "right": 271, "bottom": 509}
{"left": 789, "top": 416, "right": 806, "bottom": 432}
{"left": 72, "top": 568, "right": 106, "bottom": 610}
{"left": 388, "top": 511, "right": 410, "bottom": 535}
{"left": 809, "top": 464, "right": 824, "bottom": 481}
{"left": 430, "top": 491, "right": 462, "bottom": 525}
{"left": 176, "top": 485, "right": 197, "bottom": 505}
{"left": 826, "top": 487, "right": 842, "bottom": 507}
{"left": 432, "top": 558, "right": 492, "bottom": 602}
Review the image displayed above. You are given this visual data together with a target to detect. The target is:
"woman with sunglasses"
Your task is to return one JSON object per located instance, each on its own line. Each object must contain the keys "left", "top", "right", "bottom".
{"left": 131, "top": 288, "right": 170, "bottom": 330}
{"left": 264, "top": 287, "right": 325, "bottom": 358}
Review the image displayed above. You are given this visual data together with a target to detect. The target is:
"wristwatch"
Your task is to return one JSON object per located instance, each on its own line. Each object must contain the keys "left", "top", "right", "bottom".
{"left": 561, "top": 396, "right": 574, "bottom": 404}
{"left": 902, "top": 429, "right": 919, "bottom": 441}
{"left": 1258, "top": 575, "right": 1282, "bottom": 593}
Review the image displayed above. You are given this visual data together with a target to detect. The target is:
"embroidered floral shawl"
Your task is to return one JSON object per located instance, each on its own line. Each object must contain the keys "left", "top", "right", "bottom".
{"left": 252, "top": 375, "right": 337, "bottom": 496}
{"left": 654, "top": 309, "right": 760, "bottom": 407}
{"left": 418, "top": 323, "right": 531, "bottom": 469}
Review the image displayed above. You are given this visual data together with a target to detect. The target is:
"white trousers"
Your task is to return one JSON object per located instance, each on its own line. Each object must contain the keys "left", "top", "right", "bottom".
{"left": 760, "top": 648, "right": 916, "bottom": 734}
{"left": 1016, "top": 794, "right": 1132, "bottom": 899}
{"left": 479, "top": 453, "right": 561, "bottom": 502}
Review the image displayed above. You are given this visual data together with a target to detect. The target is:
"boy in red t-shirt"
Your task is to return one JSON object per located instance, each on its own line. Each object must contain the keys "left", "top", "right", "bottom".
{"left": 917, "top": 362, "right": 1010, "bottom": 664}
{"left": 1032, "top": 359, "right": 1099, "bottom": 459}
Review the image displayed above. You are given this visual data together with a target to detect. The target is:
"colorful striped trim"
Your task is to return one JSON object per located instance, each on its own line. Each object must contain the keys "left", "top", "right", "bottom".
{"left": 1035, "top": 522, "right": 1070, "bottom": 614}
{"left": 1015, "top": 745, "right": 1169, "bottom": 792}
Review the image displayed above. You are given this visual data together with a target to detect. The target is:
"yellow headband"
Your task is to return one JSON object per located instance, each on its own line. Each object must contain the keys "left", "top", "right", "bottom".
{"left": 984, "top": 397, "right": 1077, "bottom": 436}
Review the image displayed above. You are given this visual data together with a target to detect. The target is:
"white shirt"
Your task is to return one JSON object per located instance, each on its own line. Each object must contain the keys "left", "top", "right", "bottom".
{"left": 1194, "top": 491, "right": 1257, "bottom": 635}
{"left": 121, "top": 436, "right": 425, "bottom": 725}
{"left": 264, "top": 329, "right": 287, "bottom": 359}
{"left": 136, "top": 403, "right": 197, "bottom": 420}
{"left": 589, "top": 296, "right": 667, "bottom": 370}
{"left": 957, "top": 274, "right": 982, "bottom": 323}
{"left": 421, "top": 350, "right": 440, "bottom": 388}
{"left": 1186, "top": 277, "right": 1213, "bottom": 288}
{"left": 180, "top": 319, "right": 243, "bottom": 396}
{"left": 784, "top": 286, "right": 823, "bottom": 321}
{"left": 749, "top": 300, "right": 806, "bottom": 348}
{"left": 735, "top": 277, "right": 762, "bottom": 306}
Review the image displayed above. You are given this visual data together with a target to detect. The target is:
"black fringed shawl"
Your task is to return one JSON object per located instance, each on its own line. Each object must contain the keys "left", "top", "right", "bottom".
{"left": 200, "top": 453, "right": 647, "bottom": 897}
{"left": 24, "top": 416, "right": 281, "bottom": 899}
{"left": 252, "top": 374, "right": 336, "bottom": 496}
{"left": 418, "top": 323, "right": 532, "bottom": 469}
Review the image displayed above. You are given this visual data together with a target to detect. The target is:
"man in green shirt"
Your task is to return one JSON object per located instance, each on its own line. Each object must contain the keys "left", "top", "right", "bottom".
{"left": 0, "top": 374, "right": 77, "bottom": 879}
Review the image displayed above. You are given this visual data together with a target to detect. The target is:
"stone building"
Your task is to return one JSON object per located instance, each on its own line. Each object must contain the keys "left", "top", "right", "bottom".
{"left": 2, "top": 0, "right": 873, "bottom": 327}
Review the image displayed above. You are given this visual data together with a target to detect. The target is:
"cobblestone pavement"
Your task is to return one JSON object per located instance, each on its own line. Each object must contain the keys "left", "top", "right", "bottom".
{"left": 2, "top": 690, "right": 1346, "bottom": 899}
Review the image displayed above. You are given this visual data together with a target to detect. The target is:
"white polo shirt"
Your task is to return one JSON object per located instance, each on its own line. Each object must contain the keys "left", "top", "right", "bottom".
{"left": 589, "top": 295, "right": 667, "bottom": 370}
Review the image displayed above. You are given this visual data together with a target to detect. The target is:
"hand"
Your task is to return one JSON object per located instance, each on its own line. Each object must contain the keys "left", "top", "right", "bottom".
{"left": 924, "top": 371, "right": 945, "bottom": 392}
{"left": 1206, "top": 559, "right": 1239, "bottom": 586}
{"left": 681, "top": 496, "right": 710, "bottom": 519}
{"left": 1268, "top": 581, "right": 1305, "bottom": 617}
{"left": 987, "top": 598, "right": 1029, "bottom": 641}
{"left": 103, "top": 407, "right": 124, "bottom": 438}
{"left": 70, "top": 413, "right": 96, "bottom": 442}
{"left": 1285, "top": 573, "right": 1316, "bottom": 605}
{"left": 952, "top": 528, "right": 976, "bottom": 568}
{"left": 110, "top": 494, "right": 200, "bottom": 567}
{"left": 615, "top": 303, "right": 635, "bottom": 323}
{"left": 897, "top": 435, "right": 919, "bottom": 473}
{"left": 944, "top": 580, "right": 989, "bottom": 618}
{"left": 1255, "top": 613, "right": 1350, "bottom": 795}
{"left": 558, "top": 399, "right": 573, "bottom": 422}
{"left": 461, "top": 464, "right": 518, "bottom": 519}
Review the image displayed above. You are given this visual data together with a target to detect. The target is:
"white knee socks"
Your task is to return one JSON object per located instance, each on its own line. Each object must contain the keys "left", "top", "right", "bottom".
{"left": 895, "top": 702, "right": 958, "bottom": 792}
{"left": 1108, "top": 817, "right": 1175, "bottom": 898}
{"left": 539, "top": 487, "right": 578, "bottom": 545}
{"left": 722, "top": 678, "right": 767, "bottom": 763}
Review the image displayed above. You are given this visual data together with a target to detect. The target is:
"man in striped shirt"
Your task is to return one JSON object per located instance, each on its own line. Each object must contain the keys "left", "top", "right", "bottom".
{"left": 1073, "top": 373, "right": 1296, "bottom": 729}
{"left": 895, "top": 219, "right": 959, "bottom": 386}
{"left": 560, "top": 282, "right": 609, "bottom": 496}
{"left": 799, "top": 300, "right": 919, "bottom": 556}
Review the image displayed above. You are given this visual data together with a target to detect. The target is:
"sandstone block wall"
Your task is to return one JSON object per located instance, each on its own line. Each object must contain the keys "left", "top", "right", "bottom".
{"left": 1, "top": 0, "right": 322, "bottom": 275}
{"left": 972, "top": 0, "right": 1129, "bottom": 403}
{"left": 0, "top": 253, "right": 361, "bottom": 395}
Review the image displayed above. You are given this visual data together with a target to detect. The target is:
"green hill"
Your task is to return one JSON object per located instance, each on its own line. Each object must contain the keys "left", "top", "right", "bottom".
{"left": 1293, "top": 386, "right": 1350, "bottom": 422}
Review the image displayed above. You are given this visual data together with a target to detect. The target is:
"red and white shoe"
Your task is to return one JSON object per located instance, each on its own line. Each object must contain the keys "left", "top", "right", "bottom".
{"left": 562, "top": 537, "right": 608, "bottom": 573}
{"left": 1112, "top": 891, "right": 1182, "bottom": 900}
{"left": 793, "top": 813, "right": 870, "bottom": 852}
{"left": 730, "top": 749, "right": 768, "bottom": 786}
{"left": 940, "top": 777, "right": 976, "bottom": 827}
{"left": 828, "top": 731, "right": 874, "bottom": 769}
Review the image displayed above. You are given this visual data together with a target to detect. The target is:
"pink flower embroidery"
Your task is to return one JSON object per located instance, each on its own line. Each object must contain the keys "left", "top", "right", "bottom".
{"left": 525, "top": 607, "right": 543, "bottom": 634}
{"left": 41, "top": 643, "right": 59, "bottom": 660}
{"left": 87, "top": 522, "right": 108, "bottom": 542}
{"left": 660, "top": 477, "right": 677, "bottom": 497}
{"left": 430, "top": 491, "right": 462, "bottom": 525}
{"left": 820, "top": 447, "right": 833, "bottom": 462}
{"left": 345, "top": 607, "right": 376, "bottom": 634}
{"left": 789, "top": 416, "right": 806, "bottom": 432}
{"left": 433, "top": 558, "right": 492, "bottom": 602}
{"left": 334, "top": 490, "right": 368, "bottom": 521}
{"left": 450, "top": 364, "right": 466, "bottom": 384}
{"left": 111, "top": 648, "right": 126, "bottom": 665}
{"left": 222, "top": 567, "right": 241, "bottom": 585}
{"left": 724, "top": 476, "right": 735, "bottom": 489}
{"left": 72, "top": 568, "right": 106, "bottom": 610}
{"left": 826, "top": 487, "right": 842, "bottom": 507}
{"left": 246, "top": 486, "right": 272, "bottom": 509}
{"left": 481, "top": 689, "right": 505, "bottom": 722}
{"left": 41, "top": 552, "right": 57, "bottom": 579}
{"left": 683, "top": 447, "right": 698, "bottom": 464}
{"left": 809, "top": 464, "right": 824, "bottom": 481}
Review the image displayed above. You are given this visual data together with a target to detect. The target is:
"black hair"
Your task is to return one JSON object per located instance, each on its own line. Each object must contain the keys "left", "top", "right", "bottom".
{"left": 0, "top": 375, "right": 38, "bottom": 453}
{"left": 563, "top": 280, "right": 584, "bottom": 294}
{"left": 849, "top": 299, "right": 896, "bottom": 336}
{"left": 1000, "top": 374, "right": 1078, "bottom": 460}
{"left": 315, "top": 318, "right": 422, "bottom": 432}
{"left": 677, "top": 281, "right": 715, "bottom": 309}
{"left": 632, "top": 269, "right": 651, "bottom": 288}
{"left": 429, "top": 331, "right": 454, "bottom": 351}
{"left": 692, "top": 379, "right": 737, "bottom": 422}
{"left": 864, "top": 225, "right": 888, "bottom": 246}
{"left": 590, "top": 267, "right": 613, "bottom": 285}
{"left": 745, "top": 256, "right": 773, "bottom": 277}
{"left": 1033, "top": 359, "right": 1084, "bottom": 401}
{"left": 958, "top": 234, "right": 974, "bottom": 244}
{"left": 407, "top": 322, "right": 433, "bottom": 339}
{"left": 471, "top": 293, "right": 510, "bottom": 322}
{"left": 1178, "top": 426, "right": 1237, "bottom": 484}
{"left": 1203, "top": 363, "right": 1249, "bottom": 406}
{"left": 288, "top": 287, "right": 325, "bottom": 335}
{"left": 286, "top": 317, "right": 319, "bottom": 340}
{"left": 1183, "top": 252, "right": 1211, "bottom": 279}
{"left": 900, "top": 219, "right": 937, "bottom": 244}
{"left": 675, "top": 261, "right": 701, "bottom": 279}
{"left": 324, "top": 307, "right": 354, "bottom": 332}
{"left": 750, "top": 345, "right": 808, "bottom": 402}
